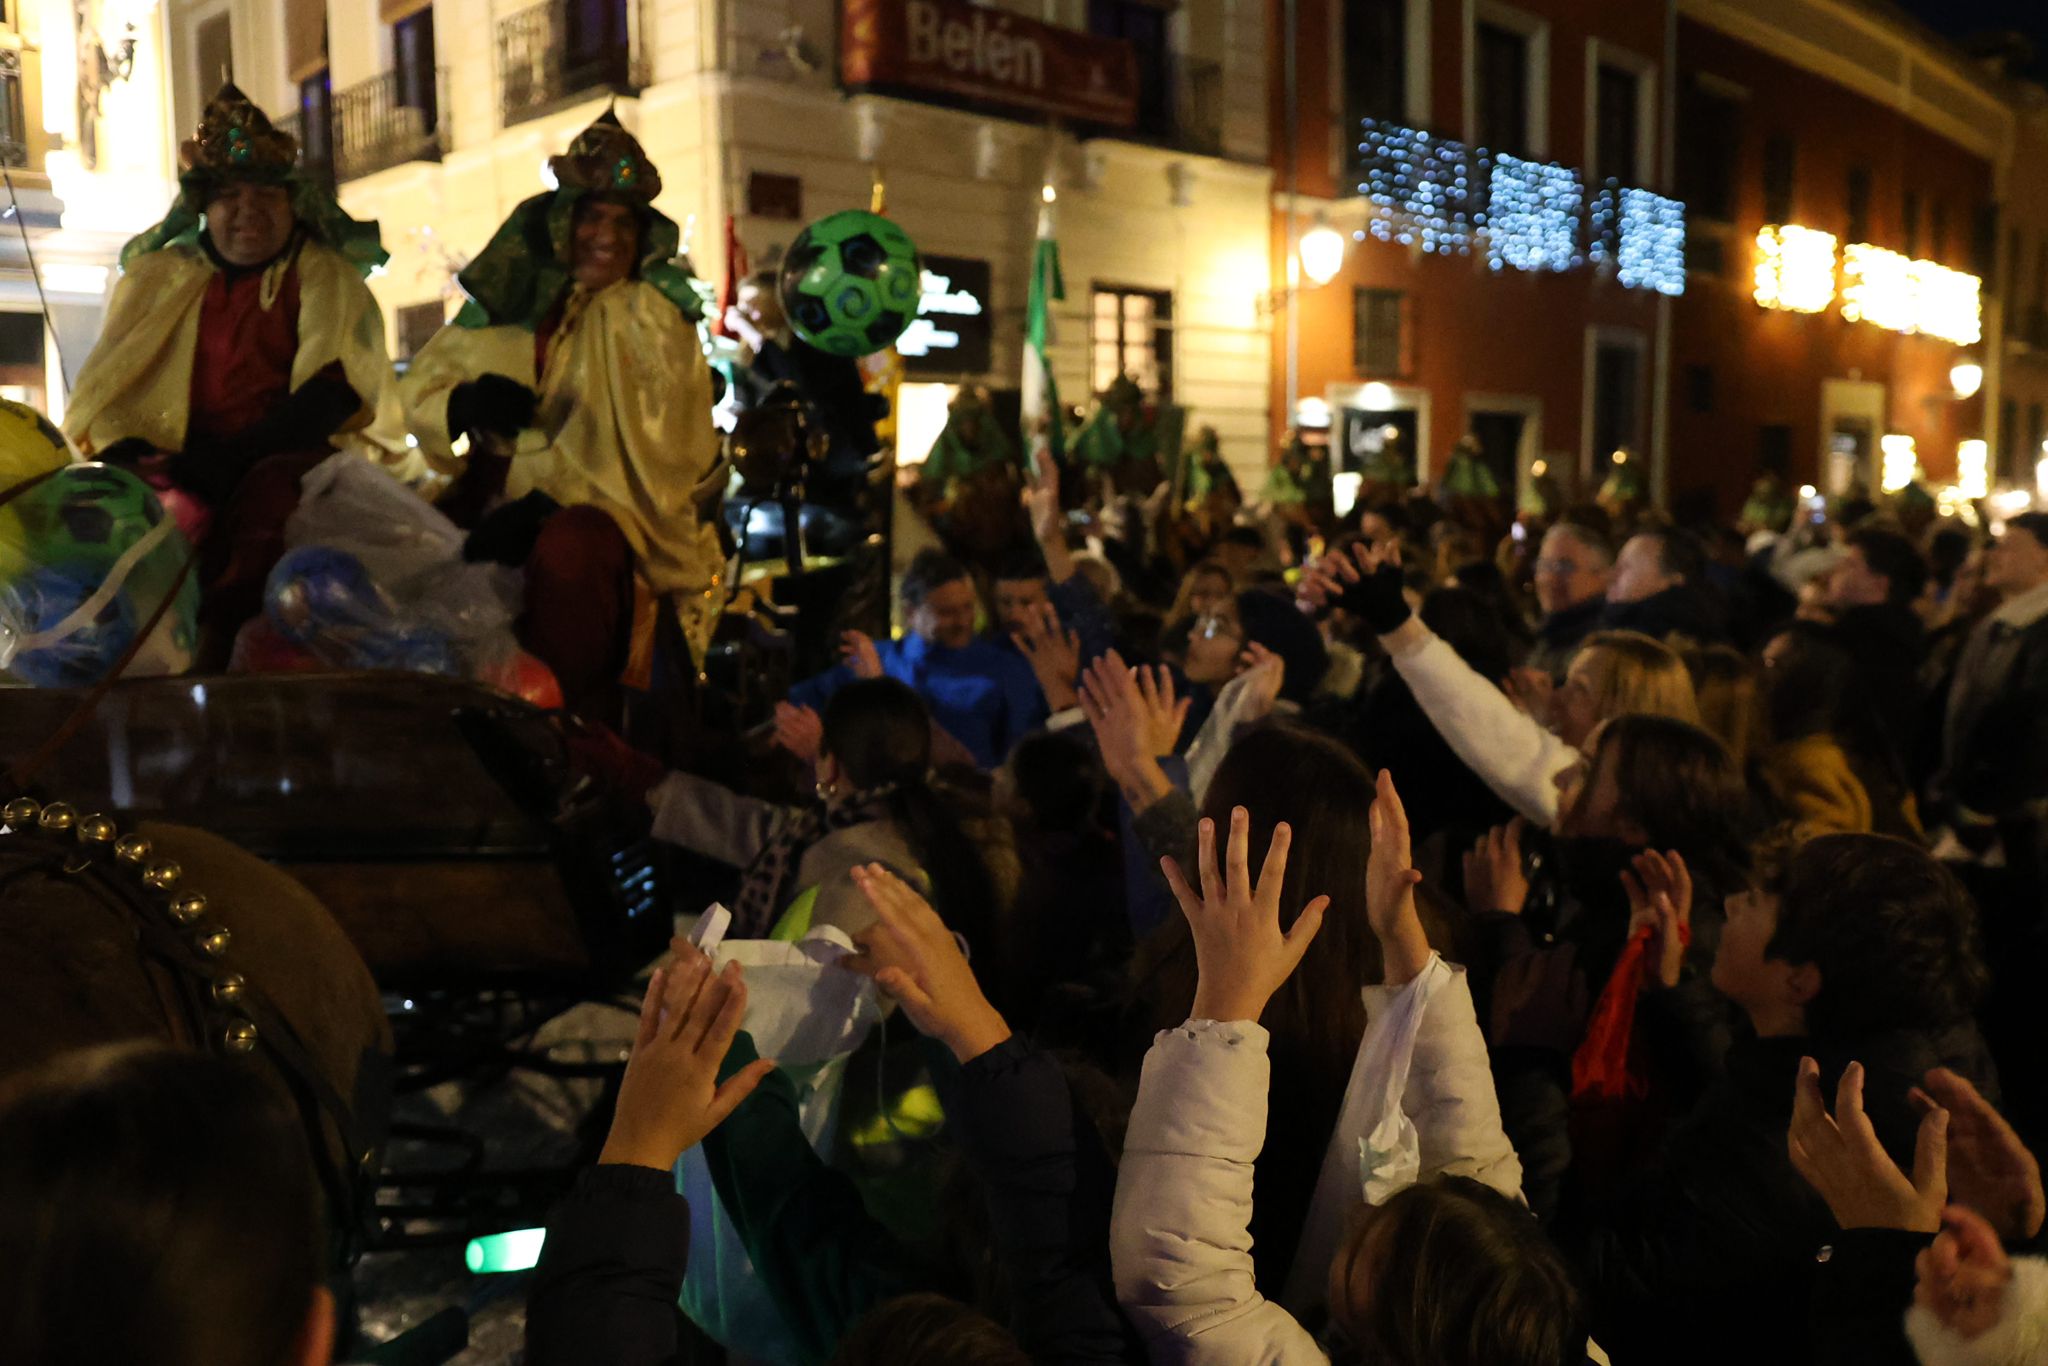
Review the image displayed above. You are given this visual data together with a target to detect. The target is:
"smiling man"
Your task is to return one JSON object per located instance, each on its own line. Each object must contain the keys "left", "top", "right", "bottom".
{"left": 63, "top": 83, "right": 396, "bottom": 662}
{"left": 402, "top": 111, "right": 723, "bottom": 716}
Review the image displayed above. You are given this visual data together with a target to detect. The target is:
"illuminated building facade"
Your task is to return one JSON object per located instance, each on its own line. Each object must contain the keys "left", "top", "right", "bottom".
{"left": 1667, "top": 2, "right": 2004, "bottom": 513}
{"left": 1271, "top": 0, "right": 1683, "bottom": 507}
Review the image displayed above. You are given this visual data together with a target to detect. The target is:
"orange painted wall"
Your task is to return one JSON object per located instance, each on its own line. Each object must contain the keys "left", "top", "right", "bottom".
{"left": 1667, "top": 18, "right": 1993, "bottom": 514}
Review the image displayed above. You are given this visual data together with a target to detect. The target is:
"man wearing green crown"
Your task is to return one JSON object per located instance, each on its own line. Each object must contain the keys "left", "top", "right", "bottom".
{"left": 63, "top": 83, "right": 397, "bottom": 662}
{"left": 401, "top": 111, "right": 722, "bottom": 715}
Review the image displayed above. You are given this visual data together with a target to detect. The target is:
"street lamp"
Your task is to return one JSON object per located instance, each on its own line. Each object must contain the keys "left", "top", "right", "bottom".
{"left": 1299, "top": 217, "right": 1346, "bottom": 287}
{"left": 1950, "top": 361, "right": 1984, "bottom": 399}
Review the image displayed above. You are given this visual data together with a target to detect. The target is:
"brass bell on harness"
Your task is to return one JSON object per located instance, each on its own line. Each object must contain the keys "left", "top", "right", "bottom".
{"left": 36, "top": 802, "right": 75, "bottom": 832}
{"left": 114, "top": 834, "right": 152, "bottom": 864}
{"left": 77, "top": 814, "right": 118, "bottom": 844}
{"left": 210, "top": 973, "right": 246, "bottom": 1005}
{"left": 222, "top": 1020, "right": 258, "bottom": 1052}
{"left": 169, "top": 893, "right": 207, "bottom": 925}
{"left": 2, "top": 797, "right": 38, "bottom": 826}
{"left": 194, "top": 926, "right": 231, "bottom": 958}
{"left": 141, "top": 860, "right": 182, "bottom": 892}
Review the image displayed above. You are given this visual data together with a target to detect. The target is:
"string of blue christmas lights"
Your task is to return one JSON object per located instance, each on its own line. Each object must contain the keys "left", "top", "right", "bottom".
{"left": 1356, "top": 118, "right": 1685, "bottom": 294}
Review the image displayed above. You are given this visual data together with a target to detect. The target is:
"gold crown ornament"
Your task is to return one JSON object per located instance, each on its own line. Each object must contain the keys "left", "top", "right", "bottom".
{"left": 546, "top": 108, "right": 662, "bottom": 203}
{"left": 179, "top": 82, "right": 297, "bottom": 184}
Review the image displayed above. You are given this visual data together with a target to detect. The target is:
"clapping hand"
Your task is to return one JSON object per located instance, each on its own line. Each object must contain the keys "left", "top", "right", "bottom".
{"left": 1914, "top": 1204, "right": 2014, "bottom": 1341}
{"left": 772, "top": 702, "right": 824, "bottom": 765}
{"left": 1162, "top": 806, "right": 1330, "bottom": 1024}
{"left": 1012, "top": 600, "right": 1082, "bottom": 711}
{"left": 1367, "top": 770, "right": 1433, "bottom": 985}
{"left": 597, "top": 948, "right": 777, "bottom": 1171}
{"left": 841, "top": 863, "right": 1012, "bottom": 1064}
{"left": 840, "top": 630, "right": 884, "bottom": 680}
{"left": 1913, "top": 1068, "right": 2046, "bottom": 1242}
{"left": 1788, "top": 1057, "right": 1948, "bottom": 1233}
{"left": 1463, "top": 818, "right": 1530, "bottom": 916}
{"left": 1619, "top": 849, "right": 1692, "bottom": 989}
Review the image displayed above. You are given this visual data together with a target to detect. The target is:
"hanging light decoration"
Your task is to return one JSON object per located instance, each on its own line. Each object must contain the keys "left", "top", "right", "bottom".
{"left": 1950, "top": 362, "right": 1984, "bottom": 399}
{"left": 1911, "top": 261, "right": 1983, "bottom": 346}
{"left": 1482, "top": 153, "right": 1583, "bottom": 273}
{"left": 1590, "top": 184, "right": 1687, "bottom": 296}
{"left": 1957, "top": 439, "right": 1990, "bottom": 499}
{"left": 1841, "top": 244, "right": 1918, "bottom": 332}
{"left": 1357, "top": 118, "right": 1477, "bottom": 256}
{"left": 1754, "top": 225, "right": 1838, "bottom": 313}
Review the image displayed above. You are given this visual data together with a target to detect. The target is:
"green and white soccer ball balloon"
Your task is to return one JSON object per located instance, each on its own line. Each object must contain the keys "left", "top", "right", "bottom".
{"left": 778, "top": 210, "right": 923, "bottom": 358}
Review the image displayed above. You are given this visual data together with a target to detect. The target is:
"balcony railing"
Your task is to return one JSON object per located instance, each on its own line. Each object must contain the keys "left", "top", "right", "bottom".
{"left": 0, "top": 50, "right": 30, "bottom": 169}
{"left": 497, "top": 0, "right": 646, "bottom": 129}
{"left": 332, "top": 68, "right": 448, "bottom": 183}
{"left": 277, "top": 110, "right": 335, "bottom": 194}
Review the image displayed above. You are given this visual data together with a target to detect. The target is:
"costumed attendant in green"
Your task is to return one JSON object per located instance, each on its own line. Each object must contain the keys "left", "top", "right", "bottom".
{"left": 63, "top": 83, "right": 396, "bottom": 664}
{"left": 1071, "top": 373, "right": 1186, "bottom": 497}
{"left": 401, "top": 110, "right": 723, "bottom": 716}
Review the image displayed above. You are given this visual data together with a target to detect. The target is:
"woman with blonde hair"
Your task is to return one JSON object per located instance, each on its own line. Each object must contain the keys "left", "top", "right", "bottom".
{"left": 1302, "top": 542, "right": 1698, "bottom": 826}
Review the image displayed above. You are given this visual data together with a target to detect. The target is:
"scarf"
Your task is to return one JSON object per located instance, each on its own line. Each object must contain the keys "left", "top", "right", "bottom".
{"left": 1571, "top": 919, "right": 1691, "bottom": 1101}
{"left": 730, "top": 784, "right": 900, "bottom": 940}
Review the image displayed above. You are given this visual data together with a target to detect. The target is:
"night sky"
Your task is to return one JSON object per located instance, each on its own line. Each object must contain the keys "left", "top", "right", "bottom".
{"left": 1891, "top": 0, "right": 2048, "bottom": 81}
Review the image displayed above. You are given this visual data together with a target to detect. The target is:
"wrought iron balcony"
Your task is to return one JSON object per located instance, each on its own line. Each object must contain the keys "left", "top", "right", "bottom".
{"left": 332, "top": 68, "right": 448, "bottom": 183}
{"left": 497, "top": 0, "right": 646, "bottom": 128}
{"left": 277, "top": 110, "right": 335, "bottom": 194}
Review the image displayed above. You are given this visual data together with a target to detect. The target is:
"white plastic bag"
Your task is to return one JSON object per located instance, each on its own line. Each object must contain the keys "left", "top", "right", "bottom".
{"left": 283, "top": 452, "right": 522, "bottom": 669}
{"left": 1281, "top": 953, "right": 1450, "bottom": 1313}
{"left": 677, "top": 925, "right": 885, "bottom": 1363}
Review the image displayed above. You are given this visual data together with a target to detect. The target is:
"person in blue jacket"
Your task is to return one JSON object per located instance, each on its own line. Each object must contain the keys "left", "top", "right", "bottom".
{"left": 789, "top": 549, "right": 1043, "bottom": 770}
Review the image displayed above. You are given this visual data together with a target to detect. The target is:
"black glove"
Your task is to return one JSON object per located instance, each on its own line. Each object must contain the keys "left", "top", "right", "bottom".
{"left": 1339, "top": 555, "right": 1412, "bottom": 635}
{"left": 448, "top": 374, "right": 539, "bottom": 441}
{"left": 463, "top": 489, "right": 562, "bottom": 566}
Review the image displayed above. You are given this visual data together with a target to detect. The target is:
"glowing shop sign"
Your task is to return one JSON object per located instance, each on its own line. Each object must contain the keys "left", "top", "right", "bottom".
{"left": 1355, "top": 118, "right": 1682, "bottom": 292}
{"left": 1753, "top": 224, "right": 1839, "bottom": 314}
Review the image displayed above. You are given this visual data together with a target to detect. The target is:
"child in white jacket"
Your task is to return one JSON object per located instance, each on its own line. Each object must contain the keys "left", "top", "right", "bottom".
{"left": 1111, "top": 771, "right": 1589, "bottom": 1366}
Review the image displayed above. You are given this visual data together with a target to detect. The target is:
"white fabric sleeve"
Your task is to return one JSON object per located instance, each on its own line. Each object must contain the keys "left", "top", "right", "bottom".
{"left": 1905, "top": 1256, "right": 2048, "bottom": 1366}
{"left": 1390, "top": 632, "right": 1573, "bottom": 825}
{"left": 1112, "top": 1020, "right": 1329, "bottom": 1366}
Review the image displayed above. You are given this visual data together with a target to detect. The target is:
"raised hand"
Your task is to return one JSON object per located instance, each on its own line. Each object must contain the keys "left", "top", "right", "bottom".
{"left": 1296, "top": 547, "right": 1360, "bottom": 616}
{"left": 1913, "top": 1204, "right": 2014, "bottom": 1341}
{"left": 841, "top": 863, "right": 1011, "bottom": 1063}
{"left": 1021, "top": 453, "right": 1063, "bottom": 544}
{"left": 1161, "top": 806, "right": 1330, "bottom": 1024}
{"left": 1914, "top": 1068, "right": 2046, "bottom": 1242}
{"left": 1231, "top": 641, "right": 1286, "bottom": 723}
{"left": 1367, "top": 769, "right": 1432, "bottom": 985}
{"left": 1620, "top": 849, "right": 1693, "bottom": 989}
{"left": 598, "top": 949, "right": 777, "bottom": 1171}
{"left": 1080, "top": 651, "right": 1185, "bottom": 767}
{"left": 1341, "top": 539, "right": 1414, "bottom": 634}
{"left": 772, "top": 701, "right": 824, "bottom": 765}
{"left": 1788, "top": 1057, "right": 1947, "bottom": 1233}
{"left": 1463, "top": 818, "right": 1530, "bottom": 916}
{"left": 1012, "top": 600, "right": 1082, "bottom": 711}
{"left": 840, "top": 629, "right": 884, "bottom": 681}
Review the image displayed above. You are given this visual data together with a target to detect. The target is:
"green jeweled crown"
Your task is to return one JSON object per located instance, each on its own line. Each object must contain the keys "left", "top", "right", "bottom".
{"left": 546, "top": 109, "right": 661, "bottom": 203}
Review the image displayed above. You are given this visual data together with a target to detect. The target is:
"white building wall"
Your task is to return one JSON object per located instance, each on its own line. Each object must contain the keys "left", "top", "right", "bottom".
{"left": 231, "top": 0, "right": 1274, "bottom": 474}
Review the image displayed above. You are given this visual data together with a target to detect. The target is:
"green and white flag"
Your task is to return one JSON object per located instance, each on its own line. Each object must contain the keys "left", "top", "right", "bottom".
{"left": 1022, "top": 195, "right": 1065, "bottom": 473}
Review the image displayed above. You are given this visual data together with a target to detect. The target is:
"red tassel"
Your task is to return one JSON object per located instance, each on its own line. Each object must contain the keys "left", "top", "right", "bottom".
{"left": 1571, "top": 920, "right": 1693, "bottom": 1101}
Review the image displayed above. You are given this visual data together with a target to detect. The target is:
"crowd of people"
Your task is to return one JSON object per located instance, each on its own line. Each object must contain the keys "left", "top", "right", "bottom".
{"left": 13, "top": 413, "right": 2048, "bottom": 1365}
{"left": 6, "top": 68, "right": 2048, "bottom": 1366}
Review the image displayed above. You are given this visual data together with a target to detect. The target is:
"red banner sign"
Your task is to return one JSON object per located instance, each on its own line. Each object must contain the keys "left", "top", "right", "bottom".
{"left": 842, "top": 0, "right": 1140, "bottom": 129}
